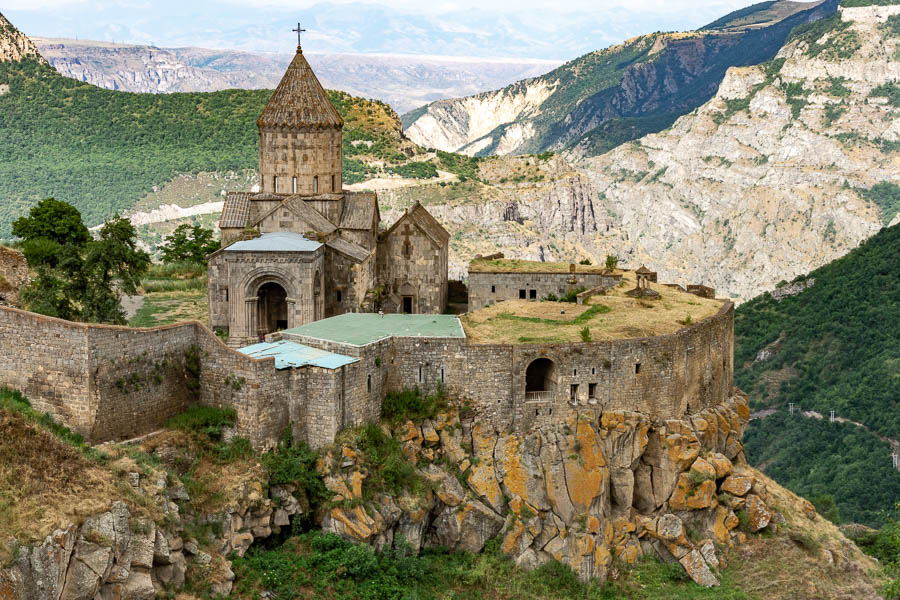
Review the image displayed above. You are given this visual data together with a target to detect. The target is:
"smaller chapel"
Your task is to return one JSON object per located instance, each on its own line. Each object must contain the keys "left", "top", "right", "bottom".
{"left": 207, "top": 38, "right": 449, "bottom": 347}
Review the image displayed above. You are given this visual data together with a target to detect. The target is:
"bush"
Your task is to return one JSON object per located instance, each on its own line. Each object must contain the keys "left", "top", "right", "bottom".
{"left": 262, "top": 433, "right": 329, "bottom": 505}
{"left": 165, "top": 405, "right": 235, "bottom": 440}
{"left": 579, "top": 327, "right": 591, "bottom": 342}
{"left": 380, "top": 387, "right": 447, "bottom": 424}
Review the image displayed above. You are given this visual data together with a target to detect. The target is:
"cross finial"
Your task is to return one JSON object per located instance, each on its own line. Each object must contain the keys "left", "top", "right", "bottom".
{"left": 292, "top": 22, "right": 306, "bottom": 48}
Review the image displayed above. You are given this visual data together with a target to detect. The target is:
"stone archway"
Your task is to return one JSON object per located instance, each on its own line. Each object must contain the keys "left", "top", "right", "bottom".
{"left": 257, "top": 281, "right": 288, "bottom": 335}
{"left": 525, "top": 358, "right": 556, "bottom": 400}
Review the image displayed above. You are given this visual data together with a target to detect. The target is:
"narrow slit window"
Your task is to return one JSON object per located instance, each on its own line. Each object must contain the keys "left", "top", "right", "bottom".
{"left": 273, "top": 175, "right": 278, "bottom": 192}
{"left": 224, "top": 288, "right": 228, "bottom": 302}
{"left": 440, "top": 367, "right": 445, "bottom": 383}
{"left": 331, "top": 174, "right": 335, "bottom": 191}
{"left": 292, "top": 176, "right": 298, "bottom": 193}
{"left": 313, "top": 175, "right": 319, "bottom": 193}
{"left": 367, "top": 374, "right": 372, "bottom": 394}
{"left": 418, "top": 365, "right": 424, "bottom": 383}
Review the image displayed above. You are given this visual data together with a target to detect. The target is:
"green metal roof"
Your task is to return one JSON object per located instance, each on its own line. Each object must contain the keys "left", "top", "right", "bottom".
{"left": 282, "top": 313, "right": 466, "bottom": 346}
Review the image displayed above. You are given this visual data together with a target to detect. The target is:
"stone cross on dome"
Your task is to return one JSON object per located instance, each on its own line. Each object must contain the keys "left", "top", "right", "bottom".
{"left": 292, "top": 23, "right": 306, "bottom": 49}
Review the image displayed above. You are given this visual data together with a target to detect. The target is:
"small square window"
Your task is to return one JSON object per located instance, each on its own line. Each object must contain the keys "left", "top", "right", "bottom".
{"left": 336, "top": 290, "right": 343, "bottom": 303}
{"left": 530, "top": 290, "right": 537, "bottom": 300}
{"left": 591, "top": 367, "right": 596, "bottom": 375}
{"left": 570, "top": 384, "right": 579, "bottom": 401}
{"left": 635, "top": 363, "right": 642, "bottom": 375}
{"left": 519, "top": 289, "right": 527, "bottom": 299}
{"left": 588, "top": 383, "right": 597, "bottom": 399}
{"left": 491, "top": 285, "right": 496, "bottom": 293}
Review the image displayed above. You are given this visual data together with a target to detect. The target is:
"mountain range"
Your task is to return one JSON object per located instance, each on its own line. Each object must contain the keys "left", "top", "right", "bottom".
{"left": 32, "top": 38, "right": 558, "bottom": 113}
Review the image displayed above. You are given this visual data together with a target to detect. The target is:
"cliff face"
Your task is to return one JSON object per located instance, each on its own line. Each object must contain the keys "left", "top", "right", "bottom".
{"left": 402, "top": 0, "right": 837, "bottom": 156}
{"left": 0, "top": 13, "right": 45, "bottom": 64}
{"left": 576, "top": 4, "right": 899, "bottom": 300}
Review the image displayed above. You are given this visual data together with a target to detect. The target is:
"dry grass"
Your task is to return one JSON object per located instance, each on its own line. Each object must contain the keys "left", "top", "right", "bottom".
{"left": 130, "top": 289, "right": 208, "bottom": 328}
{"left": 462, "top": 271, "right": 723, "bottom": 344}
{"left": 0, "top": 409, "right": 130, "bottom": 562}
{"left": 726, "top": 466, "right": 883, "bottom": 600}
{"left": 468, "top": 258, "right": 612, "bottom": 274}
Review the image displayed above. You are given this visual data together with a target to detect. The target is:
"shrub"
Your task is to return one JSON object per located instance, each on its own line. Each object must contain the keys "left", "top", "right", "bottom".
{"left": 165, "top": 405, "right": 236, "bottom": 440}
{"left": 380, "top": 387, "right": 447, "bottom": 424}
{"left": 262, "top": 433, "right": 329, "bottom": 504}
{"left": 579, "top": 327, "right": 591, "bottom": 342}
{"left": 604, "top": 254, "right": 619, "bottom": 272}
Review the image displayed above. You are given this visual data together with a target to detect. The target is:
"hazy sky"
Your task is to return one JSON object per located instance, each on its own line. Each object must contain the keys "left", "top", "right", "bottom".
{"left": 4, "top": 0, "right": 824, "bottom": 60}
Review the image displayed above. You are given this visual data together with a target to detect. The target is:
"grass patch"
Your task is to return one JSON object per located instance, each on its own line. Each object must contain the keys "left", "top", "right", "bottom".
{"left": 165, "top": 405, "right": 236, "bottom": 439}
{"left": 231, "top": 532, "right": 750, "bottom": 600}
{"left": 496, "top": 304, "right": 610, "bottom": 327}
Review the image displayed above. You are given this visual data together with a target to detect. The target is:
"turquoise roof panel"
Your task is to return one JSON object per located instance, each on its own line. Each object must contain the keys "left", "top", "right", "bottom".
{"left": 238, "top": 340, "right": 357, "bottom": 370}
{"left": 281, "top": 313, "right": 466, "bottom": 346}
{"left": 225, "top": 231, "right": 322, "bottom": 253}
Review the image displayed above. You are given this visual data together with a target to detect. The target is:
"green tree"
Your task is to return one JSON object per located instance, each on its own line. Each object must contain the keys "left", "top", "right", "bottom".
{"left": 81, "top": 216, "right": 150, "bottom": 324}
{"left": 11, "top": 197, "right": 90, "bottom": 268}
{"left": 159, "top": 223, "right": 220, "bottom": 264}
{"left": 605, "top": 254, "right": 619, "bottom": 272}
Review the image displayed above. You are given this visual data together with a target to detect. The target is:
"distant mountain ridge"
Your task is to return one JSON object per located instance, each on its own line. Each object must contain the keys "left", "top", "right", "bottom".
{"left": 33, "top": 38, "right": 558, "bottom": 113}
{"left": 402, "top": 0, "right": 837, "bottom": 156}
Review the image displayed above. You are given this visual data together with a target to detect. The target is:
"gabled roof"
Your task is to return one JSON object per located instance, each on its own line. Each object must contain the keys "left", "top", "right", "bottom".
{"left": 251, "top": 197, "right": 337, "bottom": 235}
{"left": 339, "top": 192, "right": 379, "bottom": 230}
{"left": 257, "top": 49, "right": 343, "bottom": 130}
{"left": 220, "top": 192, "right": 251, "bottom": 229}
{"left": 383, "top": 203, "right": 450, "bottom": 247}
{"left": 326, "top": 237, "right": 371, "bottom": 264}
{"left": 224, "top": 232, "right": 322, "bottom": 253}
{"left": 636, "top": 265, "right": 654, "bottom": 274}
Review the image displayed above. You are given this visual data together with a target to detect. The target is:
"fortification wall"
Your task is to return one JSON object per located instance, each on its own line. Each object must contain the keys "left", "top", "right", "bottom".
{"left": 0, "top": 307, "right": 93, "bottom": 433}
{"left": 468, "top": 272, "right": 621, "bottom": 311}
{"left": 0, "top": 305, "right": 288, "bottom": 449}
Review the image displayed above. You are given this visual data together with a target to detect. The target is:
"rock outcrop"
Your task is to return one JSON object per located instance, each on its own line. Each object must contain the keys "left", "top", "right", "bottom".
{"left": 316, "top": 392, "right": 773, "bottom": 585}
{"left": 0, "top": 13, "right": 45, "bottom": 64}
{"left": 0, "top": 458, "right": 305, "bottom": 599}
{"left": 0, "top": 246, "right": 28, "bottom": 306}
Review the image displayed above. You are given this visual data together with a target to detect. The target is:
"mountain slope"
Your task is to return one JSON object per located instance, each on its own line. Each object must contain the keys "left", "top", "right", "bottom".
{"left": 736, "top": 222, "right": 900, "bottom": 526}
{"left": 0, "top": 12, "right": 44, "bottom": 64}
{"left": 574, "top": 2, "right": 899, "bottom": 300}
{"left": 402, "top": 0, "right": 837, "bottom": 157}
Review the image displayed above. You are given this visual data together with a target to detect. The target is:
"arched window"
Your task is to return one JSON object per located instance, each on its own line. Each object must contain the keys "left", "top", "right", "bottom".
{"left": 313, "top": 176, "right": 319, "bottom": 194}
{"left": 525, "top": 358, "right": 556, "bottom": 396}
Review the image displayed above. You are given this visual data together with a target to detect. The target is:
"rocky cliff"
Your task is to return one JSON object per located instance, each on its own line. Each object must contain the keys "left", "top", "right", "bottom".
{"left": 575, "top": 3, "right": 899, "bottom": 300}
{"left": 0, "top": 13, "right": 44, "bottom": 65}
{"left": 315, "top": 392, "right": 879, "bottom": 595}
{"left": 402, "top": 0, "right": 837, "bottom": 156}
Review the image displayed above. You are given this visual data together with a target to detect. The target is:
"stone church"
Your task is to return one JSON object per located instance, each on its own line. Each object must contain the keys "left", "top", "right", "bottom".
{"left": 207, "top": 41, "right": 449, "bottom": 347}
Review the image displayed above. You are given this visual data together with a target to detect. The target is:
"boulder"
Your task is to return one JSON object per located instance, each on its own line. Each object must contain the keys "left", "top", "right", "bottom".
{"left": 706, "top": 453, "right": 733, "bottom": 479}
{"left": 679, "top": 549, "right": 719, "bottom": 587}
{"left": 669, "top": 474, "right": 717, "bottom": 510}
{"left": 719, "top": 475, "right": 753, "bottom": 497}
{"left": 746, "top": 494, "right": 772, "bottom": 532}
{"left": 431, "top": 500, "right": 504, "bottom": 553}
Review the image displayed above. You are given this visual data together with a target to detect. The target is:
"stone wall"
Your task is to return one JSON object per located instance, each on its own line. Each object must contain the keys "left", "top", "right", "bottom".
{"left": 469, "top": 272, "right": 622, "bottom": 311}
{"left": 258, "top": 127, "right": 343, "bottom": 201}
{"left": 0, "top": 305, "right": 290, "bottom": 449}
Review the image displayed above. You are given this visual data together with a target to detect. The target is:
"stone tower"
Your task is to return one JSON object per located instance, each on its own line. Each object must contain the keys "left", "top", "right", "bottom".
{"left": 256, "top": 43, "right": 344, "bottom": 202}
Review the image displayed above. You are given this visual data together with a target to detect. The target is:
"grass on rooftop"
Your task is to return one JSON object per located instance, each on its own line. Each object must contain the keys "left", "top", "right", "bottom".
{"left": 462, "top": 271, "right": 723, "bottom": 345}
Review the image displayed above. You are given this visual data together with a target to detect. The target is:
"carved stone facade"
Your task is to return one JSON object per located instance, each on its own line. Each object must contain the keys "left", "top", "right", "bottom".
{"left": 207, "top": 44, "right": 449, "bottom": 346}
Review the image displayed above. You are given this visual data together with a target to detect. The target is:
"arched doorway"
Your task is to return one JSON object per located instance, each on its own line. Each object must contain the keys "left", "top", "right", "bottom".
{"left": 525, "top": 358, "right": 556, "bottom": 400}
{"left": 257, "top": 282, "right": 288, "bottom": 335}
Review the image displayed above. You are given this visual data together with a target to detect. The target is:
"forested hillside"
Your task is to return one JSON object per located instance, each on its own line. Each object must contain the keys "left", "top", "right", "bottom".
{"left": 737, "top": 223, "right": 900, "bottom": 525}
{"left": 0, "top": 58, "right": 414, "bottom": 237}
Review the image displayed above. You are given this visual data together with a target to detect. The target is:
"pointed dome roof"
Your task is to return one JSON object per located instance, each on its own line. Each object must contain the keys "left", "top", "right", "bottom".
{"left": 257, "top": 48, "right": 343, "bottom": 129}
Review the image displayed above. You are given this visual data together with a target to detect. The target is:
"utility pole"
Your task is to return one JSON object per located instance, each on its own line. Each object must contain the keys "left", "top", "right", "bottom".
{"left": 789, "top": 402, "right": 794, "bottom": 415}
{"left": 893, "top": 453, "right": 898, "bottom": 470}
{"left": 830, "top": 410, "right": 836, "bottom": 423}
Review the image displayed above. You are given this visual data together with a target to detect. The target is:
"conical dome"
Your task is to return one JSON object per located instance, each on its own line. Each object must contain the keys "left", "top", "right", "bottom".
{"left": 257, "top": 49, "right": 343, "bottom": 129}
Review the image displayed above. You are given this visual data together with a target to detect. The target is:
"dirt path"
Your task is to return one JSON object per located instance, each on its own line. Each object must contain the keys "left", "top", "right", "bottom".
{"left": 121, "top": 294, "right": 145, "bottom": 320}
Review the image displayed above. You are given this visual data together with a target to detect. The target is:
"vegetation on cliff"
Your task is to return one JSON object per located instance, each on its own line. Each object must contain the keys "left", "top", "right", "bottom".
{"left": 736, "top": 223, "right": 900, "bottom": 525}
